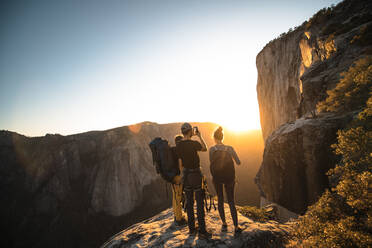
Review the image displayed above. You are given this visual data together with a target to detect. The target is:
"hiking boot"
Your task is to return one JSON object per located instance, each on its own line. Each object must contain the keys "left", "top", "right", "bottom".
{"left": 198, "top": 230, "right": 212, "bottom": 239}
{"left": 175, "top": 218, "right": 187, "bottom": 226}
{"left": 234, "top": 226, "right": 243, "bottom": 235}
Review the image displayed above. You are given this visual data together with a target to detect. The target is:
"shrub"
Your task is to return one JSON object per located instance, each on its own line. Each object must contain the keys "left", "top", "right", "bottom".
{"left": 317, "top": 56, "right": 372, "bottom": 113}
{"left": 238, "top": 206, "right": 274, "bottom": 223}
{"left": 306, "top": 7, "right": 334, "bottom": 30}
{"left": 292, "top": 79, "right": 372, "bottom": 247}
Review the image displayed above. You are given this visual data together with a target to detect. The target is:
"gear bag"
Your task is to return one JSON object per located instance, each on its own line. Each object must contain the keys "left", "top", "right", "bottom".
{"left": 149, "top": 137, "right": 179, "bottom": 183}
{"left": 210, "top": 147, "right": 235, "bottom": 184}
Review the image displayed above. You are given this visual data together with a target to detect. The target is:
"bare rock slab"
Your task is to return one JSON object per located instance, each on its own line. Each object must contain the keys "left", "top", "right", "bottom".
{"left": 102, "top": 204, "right": 291, "bottom": 248}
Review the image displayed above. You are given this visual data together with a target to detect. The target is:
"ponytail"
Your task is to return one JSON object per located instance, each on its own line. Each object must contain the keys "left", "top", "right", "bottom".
{"left": 213, "top": 126, "right": 224, "bottom": 141}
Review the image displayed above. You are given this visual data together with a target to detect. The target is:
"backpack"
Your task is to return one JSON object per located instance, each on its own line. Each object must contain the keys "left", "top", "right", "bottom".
{"left": 149, "top": 137, "right": 179, "bottom": 183}
{"left": 210, "top": 147, "right": 235, "bottom": 184}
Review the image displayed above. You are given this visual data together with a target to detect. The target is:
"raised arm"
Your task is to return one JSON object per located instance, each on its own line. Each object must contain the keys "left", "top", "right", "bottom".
{"left": 197, "top": 131, "right": 208, "bottom": 152}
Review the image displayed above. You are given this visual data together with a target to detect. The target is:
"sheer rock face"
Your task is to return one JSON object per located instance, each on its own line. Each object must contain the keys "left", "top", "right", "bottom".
{"left": 256, "top": 0, "right": 372, "bottom": 214}
{"left": 87, "top": 124, "right": 178, "bottom": 216}
{"left": 256, "top": 113, "right": 354, "bottom": 214}
{"left": 257, "top": 0, "right": 372, "bottom": 140}
{"left": 256, "top": 31, "right": 303, "bottom": 141}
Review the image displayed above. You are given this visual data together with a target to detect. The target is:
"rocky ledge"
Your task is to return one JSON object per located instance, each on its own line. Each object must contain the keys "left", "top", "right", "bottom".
{"left": 101, "top": 204, "right": 292, "bottom": 248}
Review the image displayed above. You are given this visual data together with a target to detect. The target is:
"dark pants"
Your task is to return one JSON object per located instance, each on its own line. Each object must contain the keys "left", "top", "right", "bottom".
{"left": 183, "top": 168, "right": 206, "bottom": 233}
{"left": 185, "top": 188, "right": 206, "bottom": 232}
{"left": 213, "top": 181, "right": 238, "bottom": 227}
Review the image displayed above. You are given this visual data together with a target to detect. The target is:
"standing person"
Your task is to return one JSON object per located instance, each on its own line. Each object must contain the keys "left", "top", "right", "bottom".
{"left": 170, "top": 135, "right": 187, "bottom": 226}
{"left": 176, "top": 123, "right": 212, "bottom": 239}
{"left": 209, "top": 126, "right": 242, "bottom": 234}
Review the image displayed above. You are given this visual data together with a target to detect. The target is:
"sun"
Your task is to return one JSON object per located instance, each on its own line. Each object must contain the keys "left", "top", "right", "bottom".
{"left": 219, "top": 117, "right": 261, "bottom": 133}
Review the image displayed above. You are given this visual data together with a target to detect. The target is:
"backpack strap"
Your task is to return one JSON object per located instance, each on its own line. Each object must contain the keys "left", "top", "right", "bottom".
{"left": 211, "top": 145, "right": 230, "bottom": 159}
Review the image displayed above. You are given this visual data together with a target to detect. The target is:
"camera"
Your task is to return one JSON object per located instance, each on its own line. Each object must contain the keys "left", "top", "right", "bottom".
{"left": 193, "top": 126, "right": 199, "bottom": 135}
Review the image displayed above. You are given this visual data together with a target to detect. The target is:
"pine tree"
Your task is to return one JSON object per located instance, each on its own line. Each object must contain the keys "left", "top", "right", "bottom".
{"left": 292, "top": 58, "right": 372, "bottom": 247}
{"left": 317, "top": 56, "right": 372, "bottom": 113}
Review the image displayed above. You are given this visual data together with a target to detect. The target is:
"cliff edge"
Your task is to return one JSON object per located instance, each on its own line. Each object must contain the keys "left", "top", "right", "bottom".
{"left": 101, "top": 204, "right": 291, "bottom": 248}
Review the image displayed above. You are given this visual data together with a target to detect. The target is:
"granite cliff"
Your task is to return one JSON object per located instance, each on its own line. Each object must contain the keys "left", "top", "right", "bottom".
{"left": 256, "top": 0, "right": 372, "bottom": 214}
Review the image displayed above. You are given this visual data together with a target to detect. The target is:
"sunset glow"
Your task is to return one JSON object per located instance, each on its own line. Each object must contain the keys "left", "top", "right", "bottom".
{"left": 0, "top": 0, "right": 341, "bottom": 136}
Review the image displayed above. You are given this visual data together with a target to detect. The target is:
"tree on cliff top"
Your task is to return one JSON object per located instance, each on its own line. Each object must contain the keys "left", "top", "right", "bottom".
{"left": 291, "top": 60, "right": 372, "bottom": 247}
{"left": 291, "top": 97, "right": 372, "bottom": 247}
{"left": 317, "top": 56, "right": 372, "bottom": 114}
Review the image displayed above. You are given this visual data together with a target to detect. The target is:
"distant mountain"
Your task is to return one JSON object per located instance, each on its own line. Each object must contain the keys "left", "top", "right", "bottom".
{"left": 0, "top": 122, "right": 263, "bottom": 248}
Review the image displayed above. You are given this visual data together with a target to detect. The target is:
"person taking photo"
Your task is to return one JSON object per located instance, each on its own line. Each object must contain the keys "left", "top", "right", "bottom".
{"left": 176, "top": 123, "right": 212, "bottom": 239}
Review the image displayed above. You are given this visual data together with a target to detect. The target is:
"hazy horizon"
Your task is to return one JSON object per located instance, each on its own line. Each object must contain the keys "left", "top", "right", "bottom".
{"left": 1, "top": 0, "right": 341, "bottom": 136}
{"left": 2, "top": 120, "right": 262, "bottom": 138}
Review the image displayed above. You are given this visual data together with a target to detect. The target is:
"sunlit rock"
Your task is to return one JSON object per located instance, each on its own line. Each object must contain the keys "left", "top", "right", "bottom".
{"left": 102, "top": 204, "right": 291, "bottom": 248}
{"left": 256, "top": 113, "right": 354, "bottom": 214}
{"left": 256, "top": 0, "right": 372, "bottom": 214}
{"left": 257, "top": 0, "right": 372, "bottom": 140}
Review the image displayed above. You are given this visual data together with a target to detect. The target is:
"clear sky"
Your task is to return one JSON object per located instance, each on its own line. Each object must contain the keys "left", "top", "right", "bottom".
{"left": 0, "top": 0, "right": 341, "bottom": 136}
